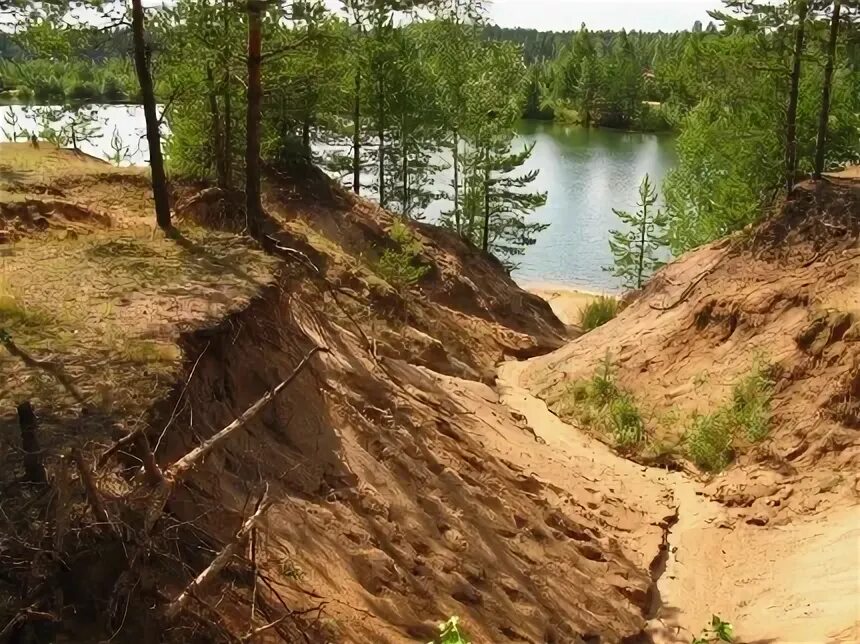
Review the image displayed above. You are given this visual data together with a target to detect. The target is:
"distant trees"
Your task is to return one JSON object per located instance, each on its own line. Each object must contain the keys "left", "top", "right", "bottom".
{"left": 663, "top": 0, "right": 859, "bottom": 252}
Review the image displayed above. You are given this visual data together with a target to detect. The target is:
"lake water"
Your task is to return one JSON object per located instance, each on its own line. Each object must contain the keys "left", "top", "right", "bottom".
{"left": 508, "top": 121, "right": 676, "bottom": 292}
{"left": 0, "top": 106, "right": 676, "bottom": 291}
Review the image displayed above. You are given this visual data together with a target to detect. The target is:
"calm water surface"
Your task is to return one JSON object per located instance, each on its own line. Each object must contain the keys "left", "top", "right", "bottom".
{"left": 509, "top": 121, "right": 676, "bottom": 292}
{"left": 1, "top": 106, "right": 675, "bottom": 291}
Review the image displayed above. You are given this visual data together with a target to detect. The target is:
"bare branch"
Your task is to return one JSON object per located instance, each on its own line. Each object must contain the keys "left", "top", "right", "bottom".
{"left": 1, "top": 335, "right": 87, "bottom": 405}
{"left": 165, "top": 345, "right": 327, "bottom": 482}
{"left": 164, "top": 488, "right": 273, "bottom": 620}
{"left": 97, "top": 428, "right": 145, "bottom": 468}
{"left": 70, "top": 448, "right": 112, "bottom": 530}
{"left": 136, "top": 432, "right": 165, "bottom": 486}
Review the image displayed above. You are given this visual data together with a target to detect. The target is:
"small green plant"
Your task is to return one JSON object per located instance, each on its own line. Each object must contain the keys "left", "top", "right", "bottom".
{"left": 578, "top": 295, "right": 619, "bottom": 331}
{"left": 608, "top": 393, "right": 646, "bottom": 448}
{"left": 107, "top": 126, "right": 129, "bottom": 166}
{"left": 692, "top": 615, "right": 734, "bottom": 643}
{"left": 684, "top": 361, "right": 774, "bottom": 472}
{"left": 431, "top": 616, "right": 470, "bottom": 644}
{"left": 730, "top": 361, "right": 774, "bottom": 442}
{"left": 561, "top": 353, "right": 646, "bottom": 450}
{"left": 685, "top": 411, "right": 734, "bottom": 472}
{"left": 375, "top": 218, "right": 430, "bottom": 288}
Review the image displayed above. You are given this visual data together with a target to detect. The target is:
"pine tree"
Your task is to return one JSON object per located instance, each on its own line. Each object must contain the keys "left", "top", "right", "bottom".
{"left": 605, "top": 174, "right": 669, "bottom": 290}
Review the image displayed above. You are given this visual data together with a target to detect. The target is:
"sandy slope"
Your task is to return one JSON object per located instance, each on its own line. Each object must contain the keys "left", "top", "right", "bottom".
{"left": 497, "top": 359, "right": 860, "bottom": 644}
{"left": 520, "top": 282, "right": 606, "bottom": 327}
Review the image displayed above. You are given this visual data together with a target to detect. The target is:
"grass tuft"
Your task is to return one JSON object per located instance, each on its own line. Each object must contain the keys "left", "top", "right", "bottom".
{"left": 578, "top": 295, "right": 619, "bottom": 331}
{"left": 684, "top": 360, "right": 775, "bottom": 472}
{"left": 560, "top": 353, "right": 646, "bottom": 450}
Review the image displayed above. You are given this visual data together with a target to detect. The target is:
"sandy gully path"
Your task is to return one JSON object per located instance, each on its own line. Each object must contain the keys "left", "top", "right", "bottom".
{"left": 495, "top": 359, "right": 860, "bottom": 644}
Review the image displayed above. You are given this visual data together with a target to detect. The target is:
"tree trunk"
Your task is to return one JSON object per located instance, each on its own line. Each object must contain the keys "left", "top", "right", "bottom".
{"left": 131, "top": 0, "right": 171, "bottom": 229}
{"left": 453, "top": 128, "right": 461, "bottom": 235}
{"left": 207, "top": 66, "right": 226, "bottom": 187}
{"left": 302, "top": 115, "right": 311, "bottom": 159}
{"left": 814, "top": 0, "right": 841, "bottom": 179}
{"left": 377, "top": 81, "right": 386, "bottom": 208}
{"left": 481, "top": 179, "right": 490, "bottom": 252}
{"left": 401, "top": 127, "right": 408, "bottom": 217}
{"left": 481, "top": 150, "right": 491, "bottom": 252}
{"left": 245, "top": 0, "right": 263, "bottom": 238}
{"left": 785, "top": 0, "right": 808, "bottom": 191}
{"left": 17, "top": 402, "right": 46, "bottom": 484}
{"left": 352, "top": 70, "right": 361, "bottom": 195}
{"left": 637, "top": 203, "right": 647, "bottom": 289}
{"left": 222, "top": 0, "right": 232, "bottom": 190}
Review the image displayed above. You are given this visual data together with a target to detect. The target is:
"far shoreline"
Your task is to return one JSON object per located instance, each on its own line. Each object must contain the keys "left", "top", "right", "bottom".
{"left": 517, "top": 280, "right": 619, "bottom": 326}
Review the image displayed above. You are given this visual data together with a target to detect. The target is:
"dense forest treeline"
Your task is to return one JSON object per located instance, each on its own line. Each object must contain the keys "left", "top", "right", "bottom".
{"left": 1, "top": 0, "right": 858, "bottom": 269}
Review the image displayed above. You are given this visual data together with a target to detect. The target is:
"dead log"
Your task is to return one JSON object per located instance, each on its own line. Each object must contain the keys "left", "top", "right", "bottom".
{"left": 17, "top": 402, "right": 46, "bottom": 484}
{"left": 142, "top": 345, "right": 327, "bottom": 535}
{"left": 165, "top": 345, "right": 327, "bottom": 482}
{"left": 2, "top": 337, "right": 87, "bottom": 405}
{"left": 70, "top": 448, "right": 112, "bottom": 529}
{"left": 164, "top": 489, "right": 274, "bottom": 620}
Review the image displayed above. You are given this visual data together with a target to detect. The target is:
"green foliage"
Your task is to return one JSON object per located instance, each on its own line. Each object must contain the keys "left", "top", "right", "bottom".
{"left": 606, "top": 174, "right": 669, "bottom": 290}
{"left": 685, "top": 361, "right": 774, "bottom": 472}
{"left": 375, "top": 219, "right": 430, "bottom": 288}
{"left": 561, "top": 354, "right": 646, "bottom": 451}
{"left": 692, "top": 615, "right": 734, "bottom": 644}
{"left": 578, "top": 295, "right": 618, "bottom": 331}
{"left": 431, "top": 616, "right": 470, "bottom": 644}
{"left": 685, "top": 411, "right": 735, "bottom": 473}
{"left": 664, "top": 4, "right": 860, "bottom": 252}
{"left": 729, "top": 361, "right": 775, "bottom": 442}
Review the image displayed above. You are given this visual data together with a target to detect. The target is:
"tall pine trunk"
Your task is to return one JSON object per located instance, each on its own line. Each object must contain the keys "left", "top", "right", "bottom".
{"left": 221, "top": 0, "right": 232, "bottom": 190}
{"left": 814, "top": 0, "right": 841, "bottom": 179}
{"left": 352, "top": 70, "right": 361, "bottom": 195}
{"left": 401, "top": 129, "right": 408, "bottom": 217}
{"left": 481, "top": 150, "right": 490, "bottom": 251}
{"left": 302, "top": 116, "right": 311, "bottom": 159}
{"left": 453, "top": 128, "right": 460, "bottom": 234}
{"left": 207, "top": 66, "right": 226, "bottom": 187}
{"left": 377, "top": 78, "right": 386, "bottom": 208}
{"left": 785, "top": 0, "right": 808, "bottom": 191}
{"left": 637, "top": 202, "right": 647, "bottom": 289}
{"left": 245, "top": 0, "right": 263, "bottom": 237}
{"left": 131, "top": 0, "right": 171, "bottom": 229}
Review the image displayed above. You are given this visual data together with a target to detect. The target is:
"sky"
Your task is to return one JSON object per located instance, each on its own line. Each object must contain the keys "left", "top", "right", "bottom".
{"left": 486, "top": 0, "right": 722, "bottom": 32}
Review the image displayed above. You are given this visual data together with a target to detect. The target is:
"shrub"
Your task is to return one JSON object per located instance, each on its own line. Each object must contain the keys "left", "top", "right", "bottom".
{"left": 561, "top": 354, "right": 646, "bottom": 451}
{"left": 684, "top": 361, "right": 774, "bottom": 472}
{"left": 375, "top": 219, "right": 430, "bottom": 288}
{"left": 730, "top": 362, "right": 774, "bottom": 442}
{"left": 608, "top": 393, "right": 646, "bottom": 448}
{"left": 101, "top": 75, "right": 128, "bottom": 102}
{"left": 685, "top": 411, "right": 734, "bottom": 472}
{"left": 66, "top": 80, "right": 100, "bottom": 102}
{"left": 579, "top": 295, "right": 618, "bottom": 331}
{"left": 692, "top": 615, "right": 734, "bottom": 643}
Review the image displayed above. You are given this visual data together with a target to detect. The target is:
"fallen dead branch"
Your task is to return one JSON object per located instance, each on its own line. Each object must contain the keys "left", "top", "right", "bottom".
{"left": 143, "top": 345, "right": 328, "bottom": 534}
{"left": 70, "top": 448, "right": 112, "bottom": 530}
{"left": 97, "top": 428, "right": 144, "bottom": 468}
{"left": 1, "top": 334, "right": 88, "bottom": 405}
{"left": 164, "top": 488, "right": 273, "bottom": 620}
{"left": 165, "top": 345, "right": 328, "bottom": 482}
